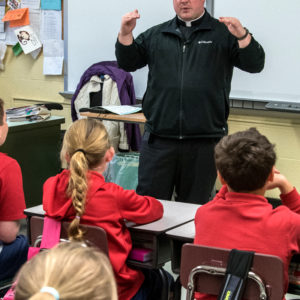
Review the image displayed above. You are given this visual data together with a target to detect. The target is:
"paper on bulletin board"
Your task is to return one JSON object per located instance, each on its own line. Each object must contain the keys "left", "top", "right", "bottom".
{"left": 12, "top": 42, "right": 23, "bottom": 56}
{"left": 7, "top": 0, "right": 21, "bottom": 10}
{"left": 41, "top": 0, "right": 61, "bottom": 11}
{"left": 29, "top": 9, "right": 41, "bottom": 38}
{"left": 1, "top": 22, "right": 18, "bottom": 45}
{"left": 2, "top": 7, "right": 30, "bottom": 27}
{"left": 21, "top": 0, "right": 40, "bottom": 10}
{"left": 43, "top": 39, "right": 64, "bottom": 75}
{"left": 40, "top": 10, "right": 61, "bottom": 41}
{"left": 0, "top": 6, "right": 4, "bottom": 32}
{"left": 0, "top": 41, "right": 7, "bottom": 70}
{"left": 14, "top": 25, "right": 42, "bottom": 54}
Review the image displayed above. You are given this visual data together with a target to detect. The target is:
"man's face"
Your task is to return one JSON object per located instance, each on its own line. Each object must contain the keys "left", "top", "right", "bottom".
{"left": 173, "top": 0, "right": 205, "bottom": 21}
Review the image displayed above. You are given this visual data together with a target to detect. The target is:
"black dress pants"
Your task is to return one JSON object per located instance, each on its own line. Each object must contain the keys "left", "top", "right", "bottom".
{"left": 136, "top": 132, "right": 219, "bottom": 204}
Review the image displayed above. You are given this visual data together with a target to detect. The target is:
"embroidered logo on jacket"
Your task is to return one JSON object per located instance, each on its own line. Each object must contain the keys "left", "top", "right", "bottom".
{"left": 198, "top": 40, "right": 213, "bottom": 44}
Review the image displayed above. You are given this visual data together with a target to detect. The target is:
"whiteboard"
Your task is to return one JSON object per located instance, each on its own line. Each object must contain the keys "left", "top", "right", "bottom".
{"left": 64, "top": 0, "right": 213, "bottom": 98}
{"left": 64, "top": 0, "right": 175, "bottom": 98}
{"left": 214, "top": 0, "right": 300, "bottom": 103}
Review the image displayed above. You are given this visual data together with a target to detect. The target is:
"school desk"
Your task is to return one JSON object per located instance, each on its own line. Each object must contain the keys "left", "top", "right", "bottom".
{"left": 1, "top": 116, "right": 65, "bottom": 208}
{"left": 24, "top": 200, "right": 200, "bottom": 269}
{"left": 80, "top": 111, "right": 146, "bottom": 124}
{"left": 165, "top": 221, "right": 195, "bottom": 274}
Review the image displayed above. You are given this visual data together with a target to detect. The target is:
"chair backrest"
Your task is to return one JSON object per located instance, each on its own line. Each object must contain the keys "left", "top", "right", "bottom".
{"left": 30, "top": 216, "right": 109, "bottom": 255}
{"left": 180, "top": 243, "right": 285, "bottom": 300}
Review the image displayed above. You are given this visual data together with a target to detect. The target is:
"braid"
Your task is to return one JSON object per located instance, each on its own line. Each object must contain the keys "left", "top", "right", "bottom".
{"left": 67, "top": 151, "right": 88, "bottom": 241}
{"left": 60, "top": 118, "right": 111, "bottom": 241}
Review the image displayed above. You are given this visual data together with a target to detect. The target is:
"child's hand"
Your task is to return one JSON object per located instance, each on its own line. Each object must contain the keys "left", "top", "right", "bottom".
{"left": 266, "top": 168, "right": 293, "bottom": 195}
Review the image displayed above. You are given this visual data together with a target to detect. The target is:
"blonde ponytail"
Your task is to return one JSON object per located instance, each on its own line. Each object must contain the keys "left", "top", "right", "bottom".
{"left": 29, "top": 292, "right": 55, "bottom": 300}
{"left": 60, "top": 119, "right": 111, "bottom": 241}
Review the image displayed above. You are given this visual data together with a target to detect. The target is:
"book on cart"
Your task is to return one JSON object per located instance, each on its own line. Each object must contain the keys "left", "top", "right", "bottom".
{"left": 79, "top": 104, "right": 142, "bottom": 115}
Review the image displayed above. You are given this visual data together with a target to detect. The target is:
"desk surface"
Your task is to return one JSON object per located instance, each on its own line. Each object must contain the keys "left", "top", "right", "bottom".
{"left": 24, "top": 200, "right": 200, "bottom": 234}
{"left": 165, "top": 221, "right": 195, "bottom": 242}
{"left": 7, "top": 116, "right": 65, "bottom": 131}
{"left": 80, "top": 112, "right": 146, "bottom": 124}
{"left": 128, "top": 200, "right": 200, "bottom": 234}
{"left": 24, "top": 204, "right": 44, "bottom": 217}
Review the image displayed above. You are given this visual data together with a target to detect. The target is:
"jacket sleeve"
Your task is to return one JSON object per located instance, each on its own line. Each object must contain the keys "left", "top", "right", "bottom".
{"left": 116, "top": 187, "right": 163, "bottom": 224}
{"left": 230, "top": 35, "right": 265, "bottom": 73}
{"left": 115, "top": 33, "right": 148, "bottom": 72}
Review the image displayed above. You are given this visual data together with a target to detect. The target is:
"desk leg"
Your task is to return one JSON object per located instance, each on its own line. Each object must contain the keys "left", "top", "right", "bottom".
{"left": 26, "top": 216, "right": 32, "bottom": 245}
{"left": 174, "top": 276, "right": 182, "bottom": 300}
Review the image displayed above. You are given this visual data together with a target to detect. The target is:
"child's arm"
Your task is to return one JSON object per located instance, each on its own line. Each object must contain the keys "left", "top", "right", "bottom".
{"left": 117, "top": 188, "right": 163, "bottom": 224}
{"left": 0, "top": 220, "right": 20, "bottom": 243}
{"left": 266, "top": 172, "right": 294, "bottom": 195}
{"left": 267, "top": 172, "right": 300, "bottom": 213}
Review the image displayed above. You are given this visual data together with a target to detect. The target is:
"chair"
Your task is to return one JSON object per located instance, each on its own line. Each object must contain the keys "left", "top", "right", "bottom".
{"left": 29, "top": 216, "right": 108, "bottom": 255}
{"left": 0, "top": 278, "right": 13, "bottom": 298}
{"left": 180, "top": 243, "right": 285, "bottom": 300}
{"left": 30, "top": 216, "right": 171, "bottom": 300}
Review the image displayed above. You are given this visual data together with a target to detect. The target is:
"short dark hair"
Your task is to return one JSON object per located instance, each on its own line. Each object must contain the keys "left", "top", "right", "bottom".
{"left": 214, "top": 127, "right": 276, "bottom": 192}
{"left": 0, "top": 98, "right": 4, "bottom": 126}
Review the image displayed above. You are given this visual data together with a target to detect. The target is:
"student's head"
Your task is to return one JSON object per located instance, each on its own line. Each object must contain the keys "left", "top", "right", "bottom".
{"left": 60, "top": 119, "right": 114, "bottom": 241}
{"left": 0, "top": 98, "right": 8, "bottom": 146}
{"left": 214, "top": 127, "right": 276, "bottom": 193}
{"left": 15, "top": 242, "right": 118, "bottom": 300}
{"left": 173, "top": 0, "right": 205, "bottom": 21}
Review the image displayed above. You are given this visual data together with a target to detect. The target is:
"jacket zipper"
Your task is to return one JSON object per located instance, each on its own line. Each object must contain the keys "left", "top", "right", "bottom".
{"left": 179, "top": 42, "right": 187, "bottom": 139}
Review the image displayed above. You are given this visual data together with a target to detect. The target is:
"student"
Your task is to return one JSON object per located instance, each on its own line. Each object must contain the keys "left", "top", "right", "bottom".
{"left": 42, "top": 118, "right": 171, "bottom": 300}
{"left": 15, "top": 241, "right": 118, "bottom": 300}
{"left": 194, "top": 127, "right": 300, "bottom": 299}
{"left": 0, "top": 98, "right": 28, "bottom": 282}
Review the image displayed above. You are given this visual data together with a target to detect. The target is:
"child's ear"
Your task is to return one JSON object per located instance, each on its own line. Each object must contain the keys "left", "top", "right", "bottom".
{"left": 104, "top": 146, "right": 115, "bottom": 163}
{"left": 65, "top": 152, "right": 70, "bottom": 163}
{"left": 267, "top": 166, "right": 276, "bottom": 182}
{"left": 217, "top": 170, "right": 227, "bottom": 185}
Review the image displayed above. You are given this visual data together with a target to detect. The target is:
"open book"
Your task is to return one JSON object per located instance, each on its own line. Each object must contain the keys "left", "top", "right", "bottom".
{"left": 80, "top": 105, "right": 142, "bottom": 115}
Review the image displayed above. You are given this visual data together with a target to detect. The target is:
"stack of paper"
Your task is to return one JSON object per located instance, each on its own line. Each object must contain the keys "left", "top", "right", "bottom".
{"left": 6, "top": 105, "right": 50, "bottom": 121}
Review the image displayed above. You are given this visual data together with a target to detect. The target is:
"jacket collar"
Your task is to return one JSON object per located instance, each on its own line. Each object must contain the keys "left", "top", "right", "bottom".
{"left": 225, "top": 191, "right": 269, "bottom": 204}
{"left": 161, "top": 9, "right": 214, "bottom": 35}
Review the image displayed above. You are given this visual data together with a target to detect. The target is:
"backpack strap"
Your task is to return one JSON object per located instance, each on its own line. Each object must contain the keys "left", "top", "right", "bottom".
{"left": 40, "top": 216, "right": 62, "bottom": 249}
{"left": 217, "top": 249, "right": 254, "bottom": 300}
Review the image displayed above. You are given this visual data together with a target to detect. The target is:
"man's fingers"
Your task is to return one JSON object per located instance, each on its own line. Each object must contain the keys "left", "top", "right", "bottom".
{"left": 125, "top": 9, "right": 140, "bottom": 21}
{"left": 219, "top": 17, "right": 239, "bottom": 28}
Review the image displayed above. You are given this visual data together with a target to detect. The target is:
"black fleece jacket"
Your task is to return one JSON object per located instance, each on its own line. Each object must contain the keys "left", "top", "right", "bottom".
{"left": 116, "top": 11, "right": 265, "bottom": 139}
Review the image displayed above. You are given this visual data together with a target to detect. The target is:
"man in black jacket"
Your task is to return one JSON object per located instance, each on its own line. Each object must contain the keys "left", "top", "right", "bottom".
{"left": 115, "top": 0, "right": 265, "bottom": 204}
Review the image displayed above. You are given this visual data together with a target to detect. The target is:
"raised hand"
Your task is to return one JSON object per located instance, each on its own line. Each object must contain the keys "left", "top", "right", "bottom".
{"left": 219, "top": 17, "right": 245, "bottom": 38}
{"left": 121, "top": 9, "right": 140, "bottom": 35}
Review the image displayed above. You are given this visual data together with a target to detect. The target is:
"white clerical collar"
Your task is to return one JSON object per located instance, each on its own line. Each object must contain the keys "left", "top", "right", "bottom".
{"left": 177, "top": 10, "right": 205, "bottom": 27}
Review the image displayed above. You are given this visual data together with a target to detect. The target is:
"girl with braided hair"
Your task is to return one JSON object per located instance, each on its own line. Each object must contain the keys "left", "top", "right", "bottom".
{"left": 42, "top": 118, "right": 167, "bottom": 300}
